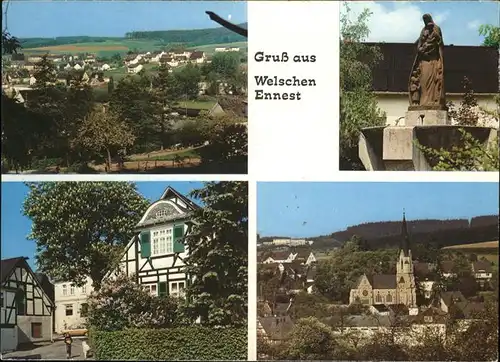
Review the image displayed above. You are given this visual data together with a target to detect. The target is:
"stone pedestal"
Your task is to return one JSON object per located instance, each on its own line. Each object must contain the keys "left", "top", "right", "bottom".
{"left": 358, "top": 124, "right": 497, "bottom": 171}
{"left": 405, "top": 109, "right": 450, "bottom": 126}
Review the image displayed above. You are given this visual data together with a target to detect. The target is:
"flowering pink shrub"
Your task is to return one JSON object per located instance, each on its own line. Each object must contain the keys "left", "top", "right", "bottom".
{"left": 87, "top": 273, "right": 178, "bottom": 331}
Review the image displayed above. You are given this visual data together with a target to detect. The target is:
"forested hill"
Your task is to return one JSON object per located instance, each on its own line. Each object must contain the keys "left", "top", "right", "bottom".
{"left": 259, "top": 215, "right": 499, "bottom": 251}
{"left": 125, "top": 23, "right": 247, "bottom": 45}
{"left": 19, "top": 23, "right": 248, "bottom": 49}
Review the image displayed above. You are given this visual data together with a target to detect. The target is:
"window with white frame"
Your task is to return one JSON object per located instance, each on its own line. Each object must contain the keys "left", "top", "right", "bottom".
{"left": 70, "top": 285, "right": 75, "bottom": 295}
{"left": 170, "top": 281, "right": 185, "bottom": 298}
{"left": 62, "top": 284, "right": 67, "bottom": 296}
{"left": 143, "top": 284, "right": 157, "bottom": 296}
{"left": 151, "top": 227, "right": 173, "bottom": 256}
{"left": 81, "top": 285, "right": 86, "bottom": 294}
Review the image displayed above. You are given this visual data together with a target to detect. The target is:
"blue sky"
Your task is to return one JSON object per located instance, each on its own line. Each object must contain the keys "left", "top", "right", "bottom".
{"left": 345, "top": 1, "right": 499, "bottom": 45}
{"left": 1, "top": 181, "right": 204, "bottom": 271}
{"left": 257, "top": 182, "right": 499, "bottom": 238}
{"left": 2, "top": 1, "right": 247, "bottom": 38}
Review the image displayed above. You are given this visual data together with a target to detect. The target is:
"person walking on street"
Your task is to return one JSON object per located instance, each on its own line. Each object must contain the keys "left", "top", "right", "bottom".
{"left": 64, "top": 332, "right": 73, "bottom": 359}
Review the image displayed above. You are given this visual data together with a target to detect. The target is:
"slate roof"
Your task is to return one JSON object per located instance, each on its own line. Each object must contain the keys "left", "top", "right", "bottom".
{"left": 189, "top": 51, "right": 204, "bottom": 60}
{"left": 371, "top": 304, "right": 390, "bottom": 313}
{"left": 306, "top": 266, "right": 317, "bottom": 280}
{"left": 368, "top": 42, "right": 499, "bottom": 94}
{"left": 472, "top": 260, "right": 493, "bottom": 273}
{"left": 440, "top": 261, "right": 456, "bottom": 273}
{"left": 295, "top": 249, "right": 312, "bottom": 260}
{"left": 1, "top": 257, "right": 25, "bottom": 283}
{"left": 125, "top": 54, "right": 138, "bottom": 61}
{"left": 269, "top": 251, "right": 292, "bottom": 261}
{"left": 216, "top": 96, "right": 248, "bottom": 118}
{"left": 272, "top": 302, "right": 291, "bottom": 316}
{"left": 259, "top": 316, "right": 295, "bottom": 340}
{"left": 35, "top": 272, "right": 55, "bottom": 303}
{"left": 371, "top": 274, "right": 397, "bottom": 289}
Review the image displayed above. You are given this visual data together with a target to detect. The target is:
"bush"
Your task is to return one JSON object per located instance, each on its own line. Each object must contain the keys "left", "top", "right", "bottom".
{"left": 89, "top": 326, "right": 247, "bottom": 360}
{"left": 87, "top": 273, "right": 179, "bottom": 331}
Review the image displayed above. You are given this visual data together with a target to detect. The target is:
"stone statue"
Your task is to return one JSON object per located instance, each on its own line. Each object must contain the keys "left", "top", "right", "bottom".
{"left": 408, "top": 14, "right": 446, "bottom": 110}
{"left": 205, "top": 11, "right": 248, "bottom": 38}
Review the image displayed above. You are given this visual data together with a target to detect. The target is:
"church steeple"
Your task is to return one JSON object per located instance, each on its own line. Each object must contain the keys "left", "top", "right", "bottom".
{"left": 401, "top": 210, "right": 411, "bottom": 256}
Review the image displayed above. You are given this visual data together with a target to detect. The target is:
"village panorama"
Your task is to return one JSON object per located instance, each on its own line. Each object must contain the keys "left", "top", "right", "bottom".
{"left": 2, "top": 11, "right": 248, "bottom": 174}
{"left": 256, "top": 181, "right": 499, "bottom": 361}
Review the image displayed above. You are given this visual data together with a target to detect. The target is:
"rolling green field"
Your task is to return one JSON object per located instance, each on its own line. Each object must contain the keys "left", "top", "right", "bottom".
{"left": 442, "top": 240, "right": 499, "bottom": 265}
{"left": 23, "top": 40, "right": 247, "bottom": 57}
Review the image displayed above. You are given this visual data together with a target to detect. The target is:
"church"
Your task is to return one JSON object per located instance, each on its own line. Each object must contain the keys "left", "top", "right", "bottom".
{"left": 349, "top": 213, "right": 417, "bottom": 308}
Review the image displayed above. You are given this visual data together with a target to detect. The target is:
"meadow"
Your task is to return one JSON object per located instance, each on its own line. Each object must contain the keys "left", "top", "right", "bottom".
{"left": 442, "top": 240, "right": 499, "bottom": 264}
{"left": 23, "top": 40, "right": 247, "bottom": 58}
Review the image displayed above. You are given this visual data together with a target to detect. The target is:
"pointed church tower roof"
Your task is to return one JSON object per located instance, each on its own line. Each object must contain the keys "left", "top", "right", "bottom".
{"left": 401, "top": 210, "right": 411, "bottom": 256}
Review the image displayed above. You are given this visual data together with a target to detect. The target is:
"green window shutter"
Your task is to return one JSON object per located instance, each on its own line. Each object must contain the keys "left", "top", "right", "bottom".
{"left": 140, "top": 231, "right": 151, "bottom": 258}
{"left": 173, "top": 224, "right": 185, "bottom": 253}
{"left": 158, "top": 282, "right": 167, "bottom": 297}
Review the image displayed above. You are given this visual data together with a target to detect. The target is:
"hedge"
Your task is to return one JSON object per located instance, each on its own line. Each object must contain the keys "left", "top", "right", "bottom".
{"left": 89, "top": 326, "right": 247, "bottom": 360}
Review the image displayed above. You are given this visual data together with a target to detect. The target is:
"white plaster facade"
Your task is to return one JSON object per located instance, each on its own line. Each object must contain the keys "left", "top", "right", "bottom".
{"left": 54, "top": 277, "right": 93, "bottom": 333}
{"left": 376, "top": 92, "right": 499, "bottom": 128}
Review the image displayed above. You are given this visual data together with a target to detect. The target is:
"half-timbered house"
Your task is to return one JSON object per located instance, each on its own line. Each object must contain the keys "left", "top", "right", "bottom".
{"left": 106, "top": 186, "right": 199, "bottom": 298}
{"left": 1, "top": 285, "right": 18, "bottom": 352}
{"left": 0, "top": 257, "right": 54, "bottom": 351}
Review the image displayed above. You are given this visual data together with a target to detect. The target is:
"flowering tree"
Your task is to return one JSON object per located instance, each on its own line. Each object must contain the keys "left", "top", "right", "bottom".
{"left": 87, "top": 272, "right": 178, "bottom": 331}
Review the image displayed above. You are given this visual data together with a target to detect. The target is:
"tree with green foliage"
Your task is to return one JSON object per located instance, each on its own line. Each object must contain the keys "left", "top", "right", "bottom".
{"left": 109, "top": 73, "right": 157, "bottom": 152}
{"left": 180, "top": 181, "right": 247, "bottom": 327}
{"left": 479, "top": 24, "right": 500, "bottom": 48}
{"left": 173, "top": 63, "right": 202, "bottom": 100}
{"left": 284, "top": 317, "right": 339, "bottom": 360}
{"left": 418, "top": 127, "right": 499, "bottom": 171}
{"left": 447, "top": 77, "right": 479, "bottom": 126}
{"left": 23, "top": 182, "right": 149, "bottom": 289}
{"left": 25, "top": 56, "right": 69, "bottom": 163}
{"left": 76, "top": 108, "right": 135, "bottom": 170}
{"left": 204, "top": 52, "right": 244, "bottom": 95}
{"left": 339, "top": 3, "right": 385, "bottom": 170}
{"left": 417, "top": 76, "right": 499, "bottom": 171}
{"left": 1, "top": 92, "right": 54, "bottom": 172}
{"left": 197, "top": 116, "right": 248, "bottom": 173}
{"left": 107, "top": 76, "right": 114, "bottom": 94}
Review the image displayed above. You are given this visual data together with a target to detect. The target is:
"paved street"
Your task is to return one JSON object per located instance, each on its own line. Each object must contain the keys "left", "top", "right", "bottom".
{"left": 1, "top": 339, "right": 94, "bottom": 360}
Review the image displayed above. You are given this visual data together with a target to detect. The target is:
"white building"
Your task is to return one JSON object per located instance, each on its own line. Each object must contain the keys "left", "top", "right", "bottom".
{"left": 99, "top": 63, "right": 111, "bottom": 71}
{"left": 214, "top": 47, "right": 240, "bottom": 52}
{"left": 53, "top": 277, "right": 93, "bottom": 333}
{"left": 127, "top": 64, "right": 143, "bottom": 74}
{"left": 0, "top": 257, "right": 54, "bottom": 351}
{"left": 105, "top": 186, "right": 199, "bottom": 298}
